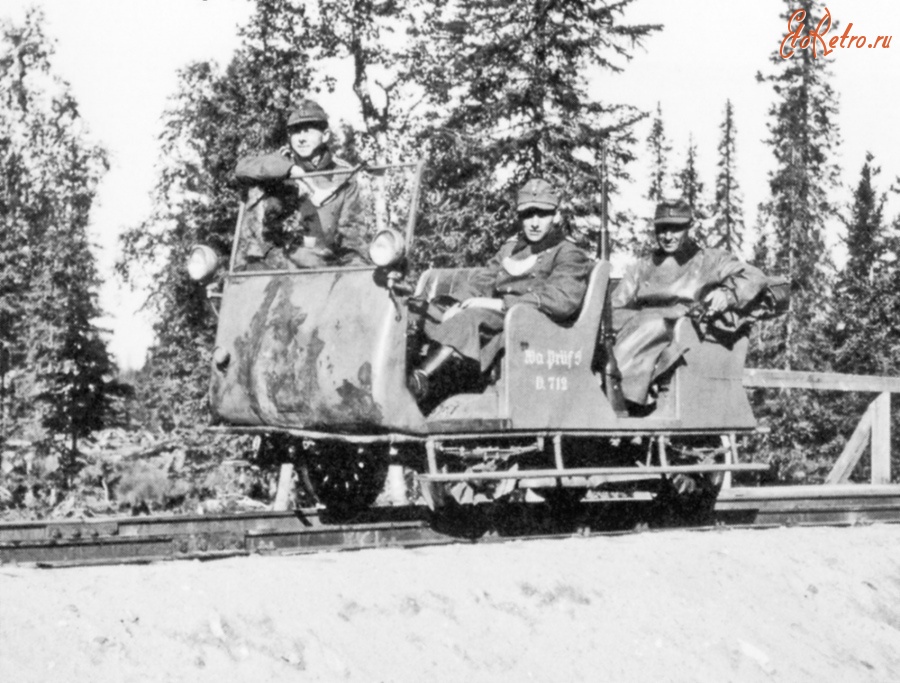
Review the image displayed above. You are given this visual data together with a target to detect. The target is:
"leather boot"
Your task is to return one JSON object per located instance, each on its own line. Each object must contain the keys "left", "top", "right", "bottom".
{"left": 408, "top": 344, "right": 458, "bottom": 401}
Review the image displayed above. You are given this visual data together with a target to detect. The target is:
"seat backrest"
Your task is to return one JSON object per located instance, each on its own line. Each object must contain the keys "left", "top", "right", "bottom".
{"left": 498, "top": 259, "right": 617, "bottom": 428}
{"left": 659, "top": 317, "right": 756, "bottom": 429}
{"left": 571, "top": 261, "right": 611, "bottom": 342}
{"left": 573, "top": 260, "right": 611, "bottom": 335}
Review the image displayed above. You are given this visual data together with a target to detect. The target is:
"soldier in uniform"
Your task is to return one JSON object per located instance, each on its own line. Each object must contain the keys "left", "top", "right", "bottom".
{"left": 235, "top": 99, "right": 367, "bottom": 268}
{"left": 612, "top": 198, "right": 770, "bottom": 407}
{"left": 408, "top": 178, "right": 593, "bottom": 401}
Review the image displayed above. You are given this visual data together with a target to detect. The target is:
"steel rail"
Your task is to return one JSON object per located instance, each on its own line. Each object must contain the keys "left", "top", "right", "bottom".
{"left": 2, "top": 485, "right": 900, "bottom": 567}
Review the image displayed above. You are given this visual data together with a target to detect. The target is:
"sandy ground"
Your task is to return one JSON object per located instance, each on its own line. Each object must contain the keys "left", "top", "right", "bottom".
{"left": 2, "top": 524, "right": 900, "bottom": 683}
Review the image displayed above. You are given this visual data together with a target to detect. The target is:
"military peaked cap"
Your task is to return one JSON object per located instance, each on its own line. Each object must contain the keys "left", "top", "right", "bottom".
{"left": 287, "top": 99, "right": 329, "bottom": 128}
{"left": 517, "top": 178, "right": 560, "bottom": 211}
{"left": 654, "top": 198, "right": 693, "bottom": 228}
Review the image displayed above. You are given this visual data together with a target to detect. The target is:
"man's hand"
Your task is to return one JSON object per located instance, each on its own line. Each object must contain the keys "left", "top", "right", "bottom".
{"left": 287, "top": 246, "right": 328, "bottom": 269}
{"left": 703, "top": 288, "right": 731, "bottom": 314}
{"left": 386, "top": 271, "right": 413, "bottom": 295}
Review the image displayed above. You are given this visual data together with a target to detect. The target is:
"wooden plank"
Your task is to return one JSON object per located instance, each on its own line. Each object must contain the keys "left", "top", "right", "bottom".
{"left": 872, "top": 392, "right": 891, "bottom": 485}
{"left": 743, "top": 368, "right": 900, "bottom": 393}
{"left": 825, "top": 403, "right": 872, "bottom": 485}
{"left": 719, "top": 484, "right": 900, "bottom": 500}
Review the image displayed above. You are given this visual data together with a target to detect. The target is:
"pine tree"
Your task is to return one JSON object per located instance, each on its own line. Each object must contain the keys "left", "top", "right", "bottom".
{"left": 0, "top": 10, "right": 126, "bottom": 469}
{"left": 646, "top": 102, "right": 671, "bottom": 203}
{"left": 708, "top": 99, "right": 745, "bottom": 254}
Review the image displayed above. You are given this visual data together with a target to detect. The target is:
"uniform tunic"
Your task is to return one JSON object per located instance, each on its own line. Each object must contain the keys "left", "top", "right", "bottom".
{"left": 427, "top": 233, "right": 593, "bottom": 371}
{"left": 612, "top": 240, "right": 768, "bottom": 405}
{"left": 235, "top": 148, "right": 367, "bottom": 265}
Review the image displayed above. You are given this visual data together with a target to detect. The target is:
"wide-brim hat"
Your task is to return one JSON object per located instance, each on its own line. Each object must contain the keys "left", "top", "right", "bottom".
{"left": 287, "top": 99, "right": 329, "bottom": 128}
{"left": 654, "top": 198, "right": 692, "bottom": 228}
{"left": 517, "top": 178, "right": 559, "bottom": 211}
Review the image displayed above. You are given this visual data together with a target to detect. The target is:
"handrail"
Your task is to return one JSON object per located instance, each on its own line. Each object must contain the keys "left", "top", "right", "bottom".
{"left": 743, "top": 367, "right": 896, "bottom": 485}
{"left": 744, "top": 368, "right": 900, "bottom": 393}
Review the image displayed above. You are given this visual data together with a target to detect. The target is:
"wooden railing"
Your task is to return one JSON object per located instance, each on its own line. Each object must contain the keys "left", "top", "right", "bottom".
{"left": 743, "top": 369, "right": 900, "bottom": 485}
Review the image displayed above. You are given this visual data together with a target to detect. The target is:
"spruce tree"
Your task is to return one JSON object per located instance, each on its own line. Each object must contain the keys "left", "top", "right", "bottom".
{"left": 0, "top": 10, "right": 126, "bottom": 469}
{"left": 674, "top": 135, "right": 703, "bottom": 214}
{"left": 840, "top": 153, "right": 886, "bottom": 288}
{"left": 749, "top": 0, "right": 842, "bottom": 474}
{"left": 708, "top": 100, "right": 745, "bottom": 254}
{"left": 645, "top": 102, "right": 671, "bottom": 204}
{"left": 411, "top": 0, "right": 660, "bottom": 266}
{"left": 824, "top": 154, "right": 900, "bottom": 480}
{"left": 831, "top": 153, "right": 896, "bottom": 376}
{"left": 753, "top": 0, "right": 840, "bottom": 372}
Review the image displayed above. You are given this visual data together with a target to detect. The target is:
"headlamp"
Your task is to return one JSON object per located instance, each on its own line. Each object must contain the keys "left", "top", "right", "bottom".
{"left": 186, "top": 245, "right": 220, "bottom": 282}
{"left": 368, "top": 229, "right": 406, "bottom": 267}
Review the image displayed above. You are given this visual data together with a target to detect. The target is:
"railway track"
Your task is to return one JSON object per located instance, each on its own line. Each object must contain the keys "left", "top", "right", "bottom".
{"left": 2, "top": 484, "right": 900, "bottom": 567}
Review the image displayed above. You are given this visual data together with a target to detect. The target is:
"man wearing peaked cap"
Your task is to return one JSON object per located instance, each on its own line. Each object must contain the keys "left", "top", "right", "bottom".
{"left": 407, "top": 177, "right": 593, "bottom": 403}
{"left": 234, "top": 98, "right": 366, "bottom": 268}
{"left": 611, "top": 197, "right": 772, "bottom": 408}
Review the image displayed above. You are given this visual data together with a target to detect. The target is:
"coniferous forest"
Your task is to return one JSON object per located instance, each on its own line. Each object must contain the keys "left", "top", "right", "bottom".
{"left": 2, "top": 0, "right": 900, "bottom": 517}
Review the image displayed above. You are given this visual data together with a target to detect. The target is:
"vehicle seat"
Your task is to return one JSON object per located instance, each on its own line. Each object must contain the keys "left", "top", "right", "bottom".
{"left": 500, "top": 261, "right": 619, "bottom": 428}
{"left": 412, "top": 261, "right": 609, "bottom": 361}
{"left": 656, "top": 317, "right": 756, "bottom": 428}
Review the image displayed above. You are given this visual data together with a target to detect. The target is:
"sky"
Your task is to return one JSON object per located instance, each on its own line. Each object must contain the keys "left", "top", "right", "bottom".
{"left": 4, "top": 0, "right": 900, "bottom": 370}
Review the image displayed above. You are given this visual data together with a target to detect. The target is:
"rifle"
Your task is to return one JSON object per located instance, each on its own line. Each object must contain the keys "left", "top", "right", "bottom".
{"left": 598, "top": 140, "right": 629, "bottom": 416}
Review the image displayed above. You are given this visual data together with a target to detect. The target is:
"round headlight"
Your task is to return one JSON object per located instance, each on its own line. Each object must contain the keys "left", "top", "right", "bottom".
{"left": 368, "top": 229, "right": 406, "bottom": 267}
{"left": 187, "top": 245, "right": 220, "bottom": 282}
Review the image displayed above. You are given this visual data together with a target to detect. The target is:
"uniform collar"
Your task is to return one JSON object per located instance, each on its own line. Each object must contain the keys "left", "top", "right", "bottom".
{"left": 511, "top": 226, "right": 565, "bottom": 256}
{"left": 294, "top": 148, "right": 334, "bottom": 172}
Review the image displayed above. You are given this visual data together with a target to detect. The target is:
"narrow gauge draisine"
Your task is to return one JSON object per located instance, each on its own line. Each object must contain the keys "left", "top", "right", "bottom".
{"left": 187, "top": 161, "right": 770, "bottom": 515}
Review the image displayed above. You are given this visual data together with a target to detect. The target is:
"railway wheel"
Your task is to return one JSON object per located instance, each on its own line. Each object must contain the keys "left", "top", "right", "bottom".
{"left": 654, "top": 472, "right": 721, "bottom": 525}
{"left": 421, "top": 476, "right": 517, "bottom": 510}
{"left": 652, "top": 435, "right": 726, "bottom": 525}
{"left": 301, "top": 443, "right": 390, "bottom": 516}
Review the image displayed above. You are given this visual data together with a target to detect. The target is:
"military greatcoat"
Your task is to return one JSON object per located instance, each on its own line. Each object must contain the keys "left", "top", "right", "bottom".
{"left": 427, "top": 233, "right": 593, "bottom": 371}
{"left": 612, "top": 239, "right": 769, "bottom": 405}
{"left": 235, "top": 148, "right": 367, "bottom": 266}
